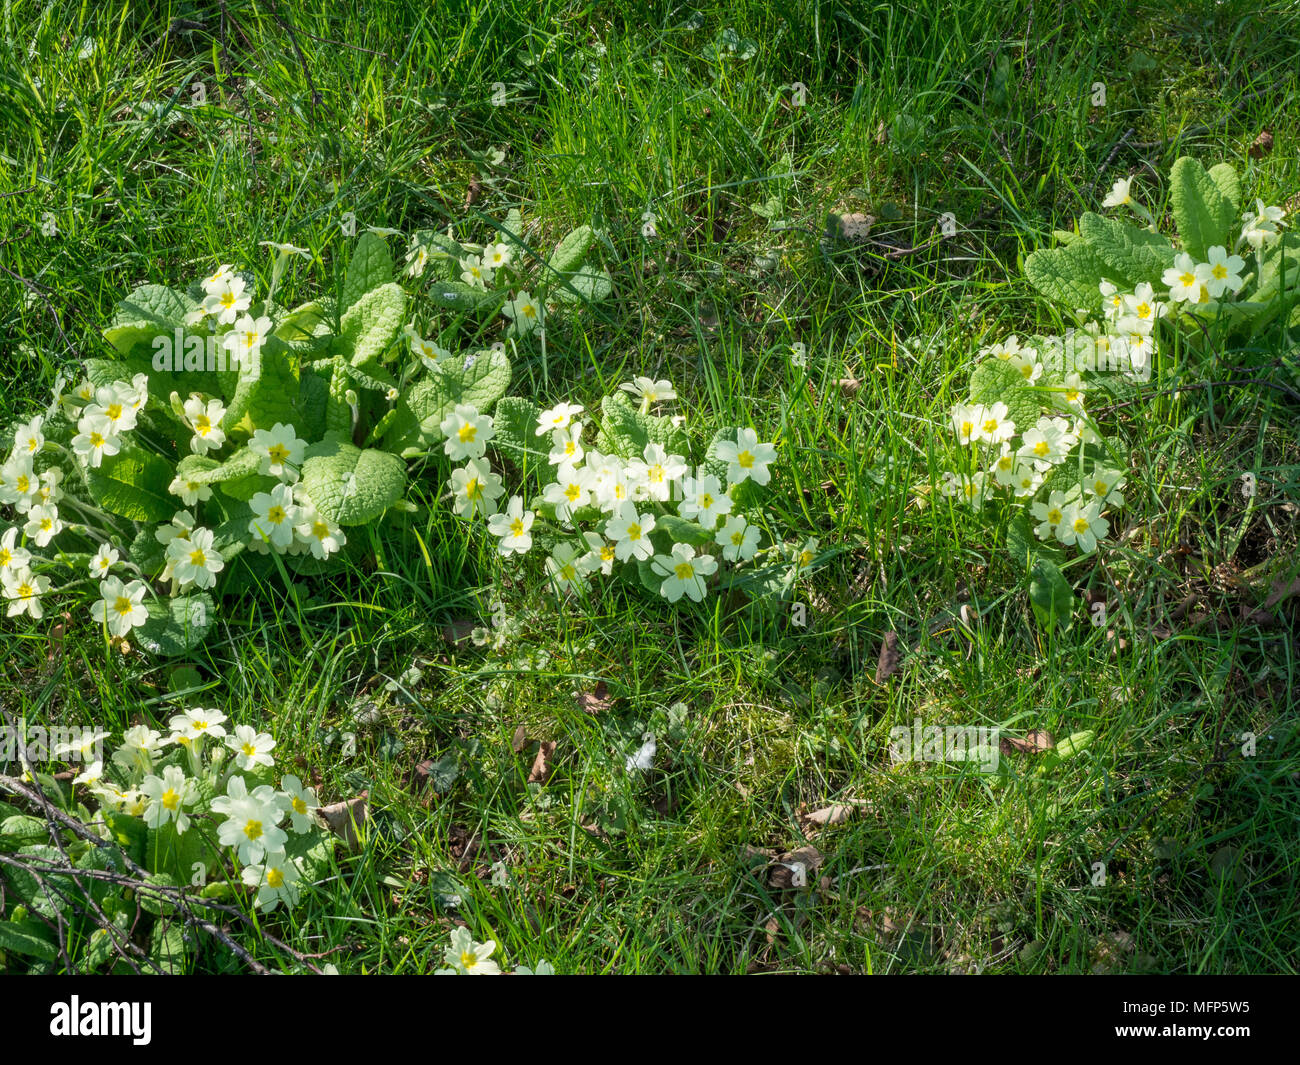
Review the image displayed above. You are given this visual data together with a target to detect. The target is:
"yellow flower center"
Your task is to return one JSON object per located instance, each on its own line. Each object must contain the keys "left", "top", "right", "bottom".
{"left": 461, "top": 951, "right": 478, "bottom": 969}
{"left": 560, "top": 564, "right": 576, "bottom": 580}
{"left": 114, "top": 596, "right": 133, "bottom": 616}
{"left": 730, "top": 531, "right": 744, "bottom": 546}
{"left": 162, "top": 788, "right": 180, "bottom": 811}
{"left": 267, "top": 867, "right": 284, "bottom": 888}
{"left": 268, "top": 443, "right": 290, "bottom": 464}
{"left": 1033, "top": 441, "right": 1049, "bottom": 456}
{"left": 983, "top": 418, "right": 999, "bottom": 433}
{"left": 1212, "top": 264, "right": 1227, "bottom": 280}
{"left": 89, "top": 433, "right": 104, "bottom": 449}
{"left": 221, "top": 293, "right": 236, "bottom": 308}
{"left": 311, "top": 521, "right": 330, "bottom": 540}
{"left": 1047, "top": 508, "right": 1062, "bottom": 525}
{"left": 267, "top": 505, "right": 286, "bottom": 524}
{"left": 1179, "top": 272, "right": 1195, "bottom": 286}
{"left": 960, "top": 420, "right": 973, "bottom": 438}
{"left": 1093, "top": 480, "right": 1108, "bottom": 496}
{"left": 465, "top": 478, "right": 483, "bottom": 500}
{"left": 565, "top": 484, "right": 581, "bottom": 502}
{"left": 292, "top": 796, "right": 307, "bottom": 815}
{"left": 1135, "top": 302, "right": 1151, "bottom": 318}
{"left": 737, "top": 450, "right": 754, "bottom": 469}
{"left": 522, "top": 304, "right": 536, "bottom": 319}
{"left": 189, "top": 548, "right": 207, "bottom": 567}
{"left": 1073, "top": 517, "right": 1089, "bottom": 534}
{"left": 626, "top": 523, "right": 641, "bottom": 540}
{"left": 509, "top": 519, "right": 525, "bottom": 537}
{"left": 242, "top": 742, "right": 257, "bottom": 757}
{"left": 458, "top": 423, "right": 477, "bottom": 443}
{"left": 243, "top": 819, "right": 263, "bottom": 841}
{"left": 600, "top": 546, "right": 614, "bottom": 562}
{"left": 701, "top": 493, "right": 714, "bottom": 507}
{"left": 674, "top": 561, "right": 694, "bottom": 580}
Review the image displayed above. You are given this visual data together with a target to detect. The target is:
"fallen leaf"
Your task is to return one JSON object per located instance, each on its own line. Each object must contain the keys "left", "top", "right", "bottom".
{"left": 799, "top": 804, "right": 854, "bottom": 832}
{"left": 441, "top": 618, "right": 477, "bottom": 647}
{"left": 510, "top": 724, "right": 528, "bottom": 753}
{"left": 768, "top": 845, "right": 823, "bottom": 889}
{"left": 1248, "top": 129, "right": 1273, "bottom": 159}
{"left": 464, "top": 175, "right": 483, "bottom": 207}
{"left": 999, "top": 729, "right": 1056, "bottom": 755}
{"left": 575, "top": 680, "right": 613, "bottom": 716}
{"left": 875, "top": 631, "right": 901, "bottom": 684}
{"left": 827, "top": 211, "right": 875, "bottom": 241}
{"left": 316, "top": 791, "right": 368, "bottom": 851}
{"left": 528, "top": 740, "right": 556, "bottom": 784}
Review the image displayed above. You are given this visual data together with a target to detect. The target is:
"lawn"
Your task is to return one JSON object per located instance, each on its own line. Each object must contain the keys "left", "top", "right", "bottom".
{"left": 1, "top": 0, "right": 1298, "bottom": 975}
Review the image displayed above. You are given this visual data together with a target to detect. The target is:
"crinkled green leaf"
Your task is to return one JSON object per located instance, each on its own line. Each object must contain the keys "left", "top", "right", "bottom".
{"left": 1077, "top": 212, "right": 1175, "bottom": 288}
{"left": 1005, "top": 508, "right": 1066, "bottom": 568}
{"left": 594, "top": 391, "right": 690, "bottom": 459}
{"left": 340, "top": 281, "right": 405, "bottom": 366}
{"left": 135, "top": 594, "right": 214, "bottom": 657}
{"left": 968, "top": 359, "right": 1040, "bottom": 435}
{"left": 85, "top": 447, "right": 176, "bottom": 523}
{"left": 1170, "top": 156, "right": 1237, "bottom": 261}
{"left": 426, "top": 281, "right": 507, "bottom": 313}
{"left": 341, "top": 232, "right": 395, "bottom": 311}
{"left": 1256, "top": 233, "right": 1300, "bottom": 303}
{"left": 1023, "top": 241, "right": 1110, "bottom": 314}
{"left": 490, "top": 396, "right": 543, "bottom": 458}
{"left": 0, "top": 918, "right": 58, "bottom": 962}
{"left": 552, "top": 263, "right": 613, "bottom": 304}
{"left": 1207, "top": 162, "right": 1242, "bottom": 217}
{"left": 547, "top": 225, "right": 595, "bottom": 274}
{"left": 222, "top": 338, "right": 302, "bottom": 436}
{"left": 655, "top": 514, "right": 714, "bottom": 546}
{"left": 1029, "top": 558, "right": 1073, "bottom": 632}
{"left": 300, "top": 439, "right": 406, "bottom": 525}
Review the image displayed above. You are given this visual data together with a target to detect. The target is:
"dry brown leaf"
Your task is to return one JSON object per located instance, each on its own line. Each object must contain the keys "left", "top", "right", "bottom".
{"left": 510, "top": 724, "right": 528, "bottom": 753}
{"left": 999, "top": 729, "right": 1056, "bottom": 755}
{"left": 768, "top": 845, "right": 823, "bottom": 889}
{"left": 575, "top": 680, "right": 614, "bottom": 716}
{"left": 316, "top": 791, "right": 368, "bottom": 851}
{"left": 800, "top": 804, "right": 855, "bottom": 833}
{"left": 829, "top": 211, "right": 876, "bottom": 241}
{"left": 464, "top": 175, "right": 483, "bottom": 207}
{"left": 1248, "top": 129, "right": 1274, "bottom": 159}
{"left": 875, "top": 631, "right": 901, "bottom": 684}
{"left": 528, "top": 740, "right": 556, "bottom": 784}
{"left": 441, "top": 618, "right": 477, "bottom": 647}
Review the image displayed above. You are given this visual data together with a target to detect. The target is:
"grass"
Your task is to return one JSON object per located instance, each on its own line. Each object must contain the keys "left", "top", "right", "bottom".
{"left": 1, "top": 0, "right": 1299, "bottom": 974}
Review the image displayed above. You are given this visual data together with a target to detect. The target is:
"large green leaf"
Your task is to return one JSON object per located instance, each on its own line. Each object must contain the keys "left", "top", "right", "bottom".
{"left": 1023, "top": 240, "right": 1111, "bottom": 314}
{"left": 1005, "top": 509, "right": 1065, "bottom": 568}
{"left": 135, "top": 594, "right": 214, "bottom": 657}
{"left": 300, "top": 440, "right": 406, "bottom": 525}
{"left": 490, "top": 396, "right": 543, "bottom": 458}
{"left": 968, "top": 359, "right": 1040, "bottom": 435}
{"left": 594, "top": 391, "right": 690, "bottom": 459}
{"left": 1077, "top": 212, "right": 1175, "bottom": 288}
{"left": 222, "top": 338, "right": 302, "bottom": 435}
{"left": 85, "top": 447, "right": 176, "bottom": 522}
{"left": 340, "top": 232, "right": 395, "bottom": 311}
{"left": 1169, "top": 156, "right": 1238, "bottom": 261}
{"left": 426, "top": 281, "right": 507, "bottom": 312}
{"left": 1256, "top": 233, "right": 1300, "bottom": 303}
{"left": 104, "top": 284, "right": 196, "bottom": 355}
{"left": 340, "top": 282, "right": 405, "bottom": 366}
{"left": 552, "top": 263, "right": 613, "bottom": 304}
{"left": 547, "top": 225, "right": 595, "bottom": 274}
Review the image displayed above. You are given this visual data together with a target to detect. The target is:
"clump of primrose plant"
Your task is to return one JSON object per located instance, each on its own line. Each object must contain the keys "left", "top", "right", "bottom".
{"left": 0, "top": 232, "right": 516, "bottom": 654}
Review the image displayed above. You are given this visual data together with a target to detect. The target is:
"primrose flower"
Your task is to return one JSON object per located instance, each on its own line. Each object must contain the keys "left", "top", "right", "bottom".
{"left": 224, "top": 314, "right": 273, "bottom": 369}
{"left": 247, "top": 483, "right": 300, "bottom": 550}
{"left": 1099, "top": 280, "right": 1126, "bottom": 322}
{"left": 168, "top": 707, "right": 229, "bottom": 745}
{"left": 23, "top": 504, "right": 63, "bottom": 548}
{"left": 0, "top": 456, "right": 38, "bottom": 510}
{"left": 404, "top": 242, "right": 430, "bottom": 278}
{"left": 141, "top": 765, "right": 198, "bottom": 833}
{"left": 71, "top": 414, "right": 121, "bottom": 468}
{"left": 459, "top": 254, "right": 493, "bottom": 288}
{"left": 111, "top": 725, "right": 167, "bottom": 778}
{"left": 439, "top": 927, "right": 501, "bottom": 975}
{"left": 487, "top": 496, "right": 535, "bottom": 556}
{"left": 293, "top": 503, "right": 347, "bottom": 561}
{"left": 1198, "top": 246, "right": 1245, "bottom": 299}
{"left": 973, "top": 401, "right": 1016, "bottom": 444}
{"left": 169, "top": 472, "right": 213, "bottom": 506}
{"left": 1018, "top": 417, "right": 1076, "bottom": 470}
{"left": 1031, "top": 490, "right": 1072, "bottom": 540}
{"left": 651, "top": 542, "right": 717, "bottom": 603}
{"left": 503, "top": 290, "right": 543, "bottom": 336}
{"left": 0, "top": 528, "right": 33, "bottom": 574}
{"left": 545, "top": 542, "right": 592, "bottom": 595}
{"left": 212, "top": 775, "right": 286, "bottom": 865}
{"left": 34, "top": 468, "right": 62, "bottom": 508}
{"left": 2, "top": 567, "right": 49, "bottom": 619}
{"left": 580, "top": 530, "right": 618, "bottom": 575}
{"left": 716, "top": 514, "right": 760, "bottom": 562}
{"left": 250, "top": 423, "right": 306, "bottom": 480}
{"left": 1240, "top": 199, "right": 1286, "bottom": 250}
{"left": 440, "top": 404, "right": 495, "bottom": 461}
{"left": 167, "top": 526, "right": 223, "bottom": 590}
{"left": 1057, "top": 500, "right": 1109, "bottom": 553}
{"left": 89, "top": 548, "right": 122, "bottom": 582}
{"left": 1102, "top": 177, "right": 1134, "bottom": 208}
{"left": 619, "top": 377, "right": 677, "bottom": 410}
{"left": 543, "top": 465, "right": 593, "bottom": 521}
{"left": 242, "top": 852, "right": 303, "bottom": 911}
{"left": 411, "top": 334, "right": 451, "bottom": 368}
{"left": 85, "top": 384, "right": 138, "bottom": 434}
{"left": 12, "top": 416, "right": 44, "bottom": 458}
{"left": 449, "top": 458, "right": 505, "bottom": 520}
{"left": 629, "top": 443, "right": 687, "bottom": 502}
{"left": 90, "top": 576, "right": 148, "bottom": 638}
{"left": 201, "top": 263, "right": 235, "bottom": 293}
{"left": 714, "top": 428, "right": 777, "bottom": 486}
{"left": 278, "top": 775, "right": 320, "bottom": 833}
{"left": 605, "top": 503, "right": 657, "bottom": 562}
{"left": 482, "top": 242, "right": 512, "bottom": 271}
{"left": 1162, "top": 253, "right": 1201, "bottom": 303}
{"left": 548, "top": 423, "right": 586, "bottom": 466}
{"left": 1086, "top": 466, "right": 1126, "bottom": 507}
{"left": 228, "top": 724, "right": 276, "bottom": 771}
{"left": 678, "top": 474, "right": 732, "bottom": 529}
{"left": 202, "top": 275, "right": 251, "bottom": 325}
{"left": 535, "top": 402, "right": 584, "bottom": 436}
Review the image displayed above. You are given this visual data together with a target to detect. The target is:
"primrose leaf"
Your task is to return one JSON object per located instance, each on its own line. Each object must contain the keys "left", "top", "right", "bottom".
{"left": 1170, "top": 156, "right": 1238, "bottom": 261}
{"left": 1077, "top": 212, "right": 1175, "bottom": 288}
{"left": 84, "top": 447, "right": 176, "bottom": 523}
{"left": 594, "top": 391, "right": 689, "bottom": 459}
{"left": 135, "top": 593, "right": 215, "bottom": 657}
{"left": 340, "top": 282, "right": 405, "bottom": 366}
{"left": 300, "top": 439, "right": 406, "bottom": 525}
{"left": 340, "top": 232, "right": 395, "bottom": 312}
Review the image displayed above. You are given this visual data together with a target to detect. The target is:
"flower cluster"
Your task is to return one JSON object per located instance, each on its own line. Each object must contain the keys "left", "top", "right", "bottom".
{"left": 439, "top": 378, "right": 809, "bottom": 606}
{"left": 64, "top": 711, "right": 323, "bottom": 912}
{"left": 435, "top": 927, "right": 554, "bottom": 975}
{"left": 939, "top": 161, "right": 1292, "bottom": 559}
